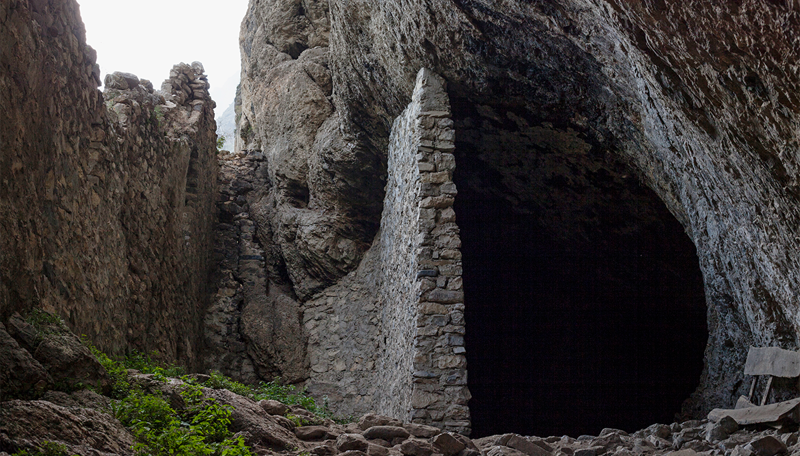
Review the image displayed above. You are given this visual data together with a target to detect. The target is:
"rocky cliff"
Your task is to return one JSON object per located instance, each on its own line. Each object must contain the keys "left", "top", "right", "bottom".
{"left": 0, "top": 0, "right": 218, "bottom": 371}
{"left": 3, "top": 0, "right": 800, "bottom": 443}
{"left": 232, "top": 0, "right": 800, "bottom": 435}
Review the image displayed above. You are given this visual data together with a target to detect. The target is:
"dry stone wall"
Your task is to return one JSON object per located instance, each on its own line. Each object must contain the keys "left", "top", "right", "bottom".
{"left": 303, "top": 69, "right": 470, "bottom": 434}
{"left": 0, "top": 0, "right": 218, "bottom": 367}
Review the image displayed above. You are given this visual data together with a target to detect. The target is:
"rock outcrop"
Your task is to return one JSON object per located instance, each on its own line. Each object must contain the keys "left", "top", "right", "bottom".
{"left": 232, "top": 0, "right": 800, "bottom": 431}
{"left": 0, "top": 0, "right": 218, "bottom": 364}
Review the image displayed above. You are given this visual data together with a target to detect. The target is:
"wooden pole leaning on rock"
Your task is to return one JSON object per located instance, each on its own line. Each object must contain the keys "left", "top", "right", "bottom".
{"left": 710, "top": 346, "right": 800, "bottom": 426}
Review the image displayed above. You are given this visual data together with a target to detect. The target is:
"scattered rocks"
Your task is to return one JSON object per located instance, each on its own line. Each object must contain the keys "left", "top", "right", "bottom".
{"left": 3, "top": 364, "right": 800, "bottom": 456}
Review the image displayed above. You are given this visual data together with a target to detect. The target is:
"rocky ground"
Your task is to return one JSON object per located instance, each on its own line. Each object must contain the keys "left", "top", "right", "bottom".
{"left": 1, "top": 367, "right": 798, "bottom": 456}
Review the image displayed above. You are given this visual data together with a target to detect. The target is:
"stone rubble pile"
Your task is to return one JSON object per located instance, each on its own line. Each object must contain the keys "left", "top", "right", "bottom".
{"left": 3, "top": 368, "right": 799, "bottom": 456}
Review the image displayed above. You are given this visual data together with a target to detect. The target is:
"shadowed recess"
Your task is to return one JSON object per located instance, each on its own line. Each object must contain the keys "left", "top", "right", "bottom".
{"left": 452, "top": 103, "right": 708, "bottom": 438}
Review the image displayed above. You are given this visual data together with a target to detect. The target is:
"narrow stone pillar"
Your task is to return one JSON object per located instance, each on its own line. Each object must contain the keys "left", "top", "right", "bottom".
{"left": 378, "top": 68, "right": 470, "bottom": 434}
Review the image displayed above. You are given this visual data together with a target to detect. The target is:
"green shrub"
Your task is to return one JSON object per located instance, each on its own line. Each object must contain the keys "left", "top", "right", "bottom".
{"left": 198, "top": 371, "right": 333, "bottom": 418}
{"left": 24, "top": 308, "right": 64, "bottom": 329}
{"left": 123, "top": 351, "right": 184, "bottom": 380}
{"left": 83, "top": 338, "right": 130, "bottom": 398}
{"left": 113, "top": 389, "right": 252, "bottom": 456}
{"left": 113, "top": 390, "right": 177, "bottom": 434}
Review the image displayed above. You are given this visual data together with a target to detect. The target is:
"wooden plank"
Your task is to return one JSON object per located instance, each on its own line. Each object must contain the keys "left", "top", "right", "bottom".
{"left": 708, "top": 398, "right": 800, "bottom": 425}
{"left": 744, "top": 347, "right": 800, "bottom": 377}
{"left": 761, "top": 376, "right": 774, "bottom": 406}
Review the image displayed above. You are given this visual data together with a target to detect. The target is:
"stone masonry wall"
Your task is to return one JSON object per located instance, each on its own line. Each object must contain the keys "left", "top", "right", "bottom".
{"left": 0, "top": 0, "right": 218, "bottom": 366}
{"left": 303, "top": 69, "right": 470, "bottom": 434}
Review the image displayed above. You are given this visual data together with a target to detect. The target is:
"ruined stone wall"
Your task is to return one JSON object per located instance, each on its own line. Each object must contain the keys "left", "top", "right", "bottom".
{"left": 0, "top": 0, "right": 218, "bottom": 365}
{"left": 302, "top": 69, "right": 469, "bottom": 433}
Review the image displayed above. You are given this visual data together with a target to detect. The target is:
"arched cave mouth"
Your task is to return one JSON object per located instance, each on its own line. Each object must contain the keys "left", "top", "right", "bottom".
{"left": 451, "top": 102, "right": 708, "bottom": 438}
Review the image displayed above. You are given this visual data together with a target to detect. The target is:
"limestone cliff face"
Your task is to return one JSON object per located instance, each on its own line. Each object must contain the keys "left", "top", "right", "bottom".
{"left": 0, "top": 0, "right": 218, "bottom": 365}
{"left": 237, "top": 0, "right": 800, "bottom": 424}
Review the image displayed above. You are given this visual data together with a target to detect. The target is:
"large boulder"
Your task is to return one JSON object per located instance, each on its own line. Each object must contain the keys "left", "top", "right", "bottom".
{"left": 0, "top": 322, "right": 51, "bottom": 400}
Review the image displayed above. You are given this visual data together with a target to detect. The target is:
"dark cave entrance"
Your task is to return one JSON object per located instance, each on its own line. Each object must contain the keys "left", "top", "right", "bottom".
{"left": 452, "top": 105, "right": 708, "bottom": 438}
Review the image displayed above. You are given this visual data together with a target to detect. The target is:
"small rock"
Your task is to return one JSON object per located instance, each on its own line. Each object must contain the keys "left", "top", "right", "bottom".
{"left": 452, "top": 434, "right": 481, "bottom": 452}
{"left": 648, "top": 423, "right": 672, "bottom": 440}
{"left": 746, "top": 435, "right": 788, "bottom": 456}
{"left": 340, "top": 452, "right": 368, "bottom": 456}
{"left": 457, "top": 450, "right": 481, "bottom": 456}
{"left": 666, "top": 450, "right": 698, "bottom": 456}
{"left": 432, "top": 433, "right": 466, "bottom": 456}
{"left": 404, "top": 422, "right": 442, "bottom": 438}
{"left": 273, "top": 414, "right": 296, "bottom": 430}
{"left": 369, "top": 443, "right": 390, "bottom": 456}
{"left": 600, "top": 428, "right": 628, "bottom": 437}
{"left": 297, "top": 425, "right": 336, "bottom": 441}
{"left": 400, "top": 439, "right": 435, "bottom": 456}
{"left": 363, "top": 426, "right": 410, "bottom": 441}
{"left": 574, "top": 447, "right": 604, "bottom": 456}
{"left": 681, "top": 440, "right": 715, "bottom": 453}
{"left": 311, "top": 443, "right": 338, "bottom": 456}
{"left": 645, "top": 435, "right": 671, "bottom": 449}
{"left": 338, "top": 433, "right": 370, "bottom": 452}
{"left": 260, "top": 399, "right": 289, "bottom": 416}
{"left": 706, "top": 415, "right": 738, "bottom": 442}
{"left": 360, "top": 414, "right": 403, "bottom": 430}
{"left": 779, "top": 432, "right": 798, "bottom": 447}
{"left": 485, "top": 446, "right": 527, "bottom": 456}
{"left": 496, "top": 434, "right": 549, "bottom": 456}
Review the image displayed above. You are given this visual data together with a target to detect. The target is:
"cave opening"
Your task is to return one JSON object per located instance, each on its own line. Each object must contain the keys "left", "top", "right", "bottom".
{"left": 452, "top": 103, "right": 708, "bottom": 438}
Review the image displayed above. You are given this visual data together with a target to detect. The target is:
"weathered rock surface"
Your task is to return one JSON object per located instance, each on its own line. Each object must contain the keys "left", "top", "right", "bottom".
{"left": 204, "top": 151, "right": 307, "bottom": 383}
{"left": 0, "top": 0, "right": 218, "bottom": 364}
{"left": 0, "top": 322, "right": 51, "bottom": 399}
{"left": 0, "top": 399, "right": 135, "bottom": 455}
{"left": 234, "top": 0, "right": 800, "bottom": 430}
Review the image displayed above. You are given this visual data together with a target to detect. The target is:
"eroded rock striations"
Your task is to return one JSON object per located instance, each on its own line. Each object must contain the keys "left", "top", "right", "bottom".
{"left": 0, "top": 0, "right": 218, "bottom": 374}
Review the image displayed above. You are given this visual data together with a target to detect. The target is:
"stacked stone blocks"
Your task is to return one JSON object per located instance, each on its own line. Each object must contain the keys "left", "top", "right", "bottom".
{"left": 404, "top": 69, "right": 470, "bottom": 435}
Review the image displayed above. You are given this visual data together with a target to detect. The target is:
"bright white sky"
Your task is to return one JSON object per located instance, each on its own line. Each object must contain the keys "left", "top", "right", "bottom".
{"left": 77, "top": 0, "right": 249, "bottom": 116}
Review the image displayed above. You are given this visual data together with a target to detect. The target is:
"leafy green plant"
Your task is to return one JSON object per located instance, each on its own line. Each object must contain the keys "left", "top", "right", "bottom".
{"left": 216, "top": 135, "right": 226, "bottom": 151}
{"left": 200, "top": 372, "right": 330, "bottom": 417}
{"left": 286, "top": 413, "right": 314, "bottom": 427}
{"left": 113, "top": 389, "right": 252, "bottom": 456}
{"left": 24, "top": 308, "right": 64, "bottom": 329}
{"left": 123, "top": 351, "right": 184, "bottom": 380}
{"left": 83, "top": 337, "right": 130, "bottom": 398}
